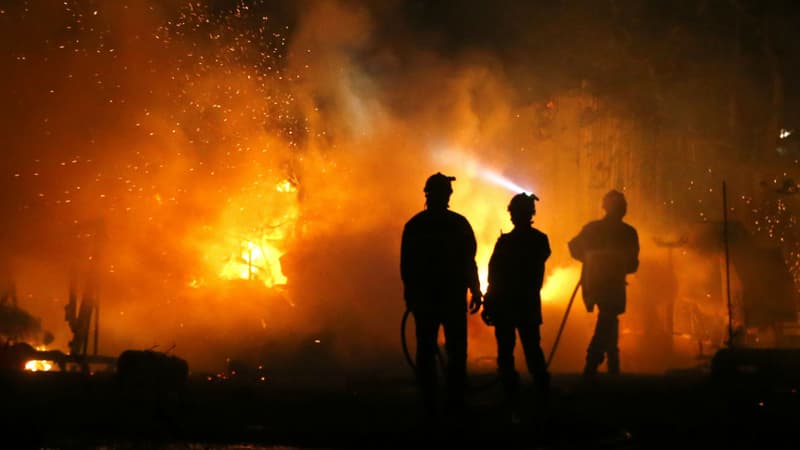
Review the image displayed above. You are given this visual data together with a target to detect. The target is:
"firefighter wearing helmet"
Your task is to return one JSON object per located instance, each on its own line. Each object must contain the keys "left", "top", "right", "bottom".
{"left": 400, "top": 172, "right": 482, "bottom": 418}
{"left": 483, "top": 192, "right": 551, "bottom": 413}
{"left": 568, "top": 190, "right": 639, "bottom": 376}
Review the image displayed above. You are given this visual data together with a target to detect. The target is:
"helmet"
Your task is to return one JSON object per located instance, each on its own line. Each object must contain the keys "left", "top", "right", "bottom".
{"left": 424, "top": 172, "right": 455, "bottom": 195}
{"left": 602, "top": 190, "right": 627, "bottom": 212}
{"left": 508, "top": 192, "right": 539, "bottom": 216}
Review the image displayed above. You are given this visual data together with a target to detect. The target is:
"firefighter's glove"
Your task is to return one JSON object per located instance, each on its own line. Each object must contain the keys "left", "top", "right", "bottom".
{"left": 481, "top": 309, "right": 495, "bottom": 327}
{"left": 468, "top": 289, "right": 482, "bottom": 315}
{"left": 481, "top": 294, "right": 496, "bottom": 326}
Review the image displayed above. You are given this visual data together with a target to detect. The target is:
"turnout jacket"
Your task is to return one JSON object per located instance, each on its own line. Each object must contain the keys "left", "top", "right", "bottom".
{"left": 568, "top": 218, "right": 639, "bottom": 314}
{"left": 485, "top": 227, "right": 551, "bottom": 325}
{"left": 401, "top": 209, "right": 480, "bottom": 309}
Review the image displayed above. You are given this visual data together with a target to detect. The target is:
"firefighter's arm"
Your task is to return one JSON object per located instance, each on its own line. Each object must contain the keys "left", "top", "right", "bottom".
{"left": 542, "top": 234, "right": 552, "bottom": 262}
{"left": 487, "top": 237, "right": 502, "bottom": 291}
{"left": 568, "top": 227, "right": 588, "bottom": 262}
{"left": 481, "top": 290, "right": 496, "bottom": 326}
{"left": 465, "top": 222, "right": 482, "bottom": 313}
{"left": 481, "top": 237, "right": 504, "bottom": 324}
{"left": 400, "top": 224, "right": 416, "bottom": 309}
{"left": 625, "top": 228, "right": 640, "bottom": 274}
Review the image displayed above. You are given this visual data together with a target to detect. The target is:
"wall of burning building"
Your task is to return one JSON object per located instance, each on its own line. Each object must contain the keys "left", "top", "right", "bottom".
{"left": 1, "top": 0, "right": 799, "bottom": 374}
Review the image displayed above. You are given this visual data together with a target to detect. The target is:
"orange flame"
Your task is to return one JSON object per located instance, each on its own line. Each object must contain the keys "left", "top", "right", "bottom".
{"left": 219, "top": 239, "right": 288, "bottom": 286}
{"left": 213, "top": 179, "right": 298, "bottom": 288}
{"left": 541, "top": 265, "right": 581, "bottom": 304}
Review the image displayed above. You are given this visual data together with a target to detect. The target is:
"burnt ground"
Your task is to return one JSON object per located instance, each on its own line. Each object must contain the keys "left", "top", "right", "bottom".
{"left": 1, "top": 364, "right": 800, "bottom": 450}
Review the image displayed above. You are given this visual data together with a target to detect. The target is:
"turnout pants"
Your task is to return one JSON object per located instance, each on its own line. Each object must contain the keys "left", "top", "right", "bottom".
{"left": 495, "top": 318, "right": 550, "bottom": 400}
{"left": 414, "top": 305, "right": 467, "bottom": 413}
{"left": 585, "top": 309, "right": 620, "bottom": 374}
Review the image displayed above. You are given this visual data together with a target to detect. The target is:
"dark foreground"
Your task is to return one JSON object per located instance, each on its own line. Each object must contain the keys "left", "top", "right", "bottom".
{"left": 1, "top": 365, "right": 799, "bottom": 449}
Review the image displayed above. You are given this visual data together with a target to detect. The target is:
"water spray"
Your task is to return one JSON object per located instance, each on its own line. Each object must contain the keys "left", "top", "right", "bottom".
{"left": 478, "top": 168, "right": 533, "bottom": 195}
{"left": 432, "top": 147, "right": 534, "bottom": 195}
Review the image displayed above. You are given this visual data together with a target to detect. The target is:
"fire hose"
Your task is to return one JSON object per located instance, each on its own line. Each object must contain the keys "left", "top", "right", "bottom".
{"left": 546, "top": 279, "right": 582, "bottom": 367}
{"left": 400, "top": 309, "right": 499, "bottom": 393}
{"left": 401, "top": 277, "right": 581, "bottom": 387}
{"left": 400, "top": 308, "right": 422, "bottom": 371}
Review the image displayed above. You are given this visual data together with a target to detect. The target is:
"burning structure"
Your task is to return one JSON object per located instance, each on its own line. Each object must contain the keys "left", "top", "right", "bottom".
{"left": 1, "top": 0, "right": 799, "bottom": 376}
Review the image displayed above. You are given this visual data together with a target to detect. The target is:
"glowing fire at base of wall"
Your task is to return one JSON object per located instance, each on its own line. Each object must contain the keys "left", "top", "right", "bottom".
{"left": 219, "top": 239, "right": 288, "bottom": 286}
{"left": 24, "top": 360, "right": 54, "bottom": 372}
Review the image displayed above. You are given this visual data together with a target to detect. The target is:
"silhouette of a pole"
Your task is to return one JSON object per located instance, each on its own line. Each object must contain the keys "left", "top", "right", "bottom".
{"left": 547, "top": 279, "right": 581, "bottom": 367}
{"left": 722, "top": 181, "right": 734, "bottom": 348}
{"left": 93, "top": 302, "right": 99, "bottom": 356}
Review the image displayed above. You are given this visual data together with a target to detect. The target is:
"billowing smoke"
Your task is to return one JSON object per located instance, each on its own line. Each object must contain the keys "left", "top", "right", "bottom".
{"left": 2, "top": 1, "right": 798, "bottom": 375}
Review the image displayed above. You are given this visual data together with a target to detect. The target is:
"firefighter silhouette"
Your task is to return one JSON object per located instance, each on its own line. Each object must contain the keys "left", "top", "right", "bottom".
{"left": 569, "top": 190, "right": 639, "bottom": 375}
{"left": 400, "top": 172, "right": 482, "bottom": 417}
{"left": 482, "top": 193, "right": 551, "bottom": 413}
